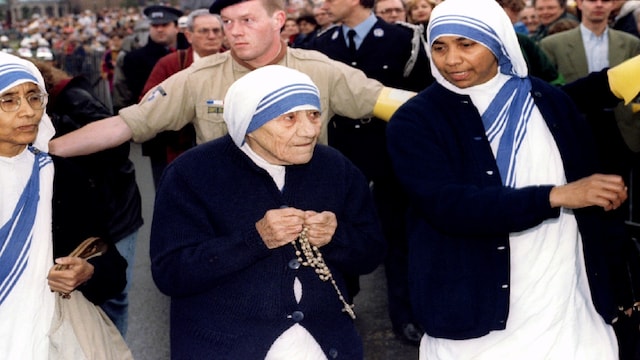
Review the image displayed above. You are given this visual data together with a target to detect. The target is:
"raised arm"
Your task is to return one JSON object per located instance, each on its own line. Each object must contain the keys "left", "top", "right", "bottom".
{"left": 48, "top": 115, "right": 133, "bottom": 157}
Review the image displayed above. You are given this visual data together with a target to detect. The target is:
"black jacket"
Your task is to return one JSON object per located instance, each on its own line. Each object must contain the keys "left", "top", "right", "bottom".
{"left": 49, "top": 76, "right": 143, "bottom": 242}
{"left": 52, "top": 155, "right": 127, "bottom": 305}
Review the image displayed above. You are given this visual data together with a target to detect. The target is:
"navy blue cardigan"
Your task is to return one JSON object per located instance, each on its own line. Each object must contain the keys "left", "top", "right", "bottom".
{"left": 150, "top": 136, "right": 386, "bottom": 359}
{"left": 386, "top": 77, "right": 628, "bottom": 340}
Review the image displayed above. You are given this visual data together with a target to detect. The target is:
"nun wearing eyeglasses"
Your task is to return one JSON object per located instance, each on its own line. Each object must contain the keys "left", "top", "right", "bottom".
{"left": 0, "top": 53, "right": 126, "bottom": 358}
{"left": 150, "top": 65, "right": 385, "bottom": 359}
{"left": 386, "top": 0, "right": 631, "bottom": 358}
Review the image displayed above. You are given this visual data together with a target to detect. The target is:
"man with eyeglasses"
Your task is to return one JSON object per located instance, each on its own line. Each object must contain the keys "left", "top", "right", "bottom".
{"left": 140, "top": 9, "right": 226, "bottom": 186}
{"left": 374, "top": 0, "right": 407, "bottom": 23}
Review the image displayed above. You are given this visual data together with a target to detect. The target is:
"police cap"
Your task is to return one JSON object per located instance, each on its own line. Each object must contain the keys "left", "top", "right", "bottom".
{"left": 143, "top": 5, "right": 184, "bottom": 25}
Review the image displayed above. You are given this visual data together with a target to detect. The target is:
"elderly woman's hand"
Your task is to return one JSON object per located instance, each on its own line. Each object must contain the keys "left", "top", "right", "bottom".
{"left": 304, "top": 211, "right": 337, "bottom": 248}
{"left": 47, "top": 257, "right": 94, "bottom": 295}
{"left": 256, "top": 208, "right": 306, "bottom": 249}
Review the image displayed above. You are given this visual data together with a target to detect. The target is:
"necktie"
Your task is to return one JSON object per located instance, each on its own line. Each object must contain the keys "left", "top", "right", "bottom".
{"left": 347, "top": 29, "right": 357, "bottom": 55}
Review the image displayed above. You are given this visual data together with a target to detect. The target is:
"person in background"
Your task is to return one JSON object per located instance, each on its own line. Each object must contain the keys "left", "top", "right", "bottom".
{"left": 150, "top": 65, "right": 386, "bottom": 359}
{"left": 281, "top": 16, "right": 300, "bottom": 46}
{"left": 140, "top": 9, "right": 225, "bottom": 180}
{"left": 406, "top": 0, "right": 435, "bottom": 29}
{"left": 0, "top": 52, "right": 126, "bottom": 358}
{"left": 113, "top": 5, "right": 188, "bottom": 112}
{"left": 611, "top": 0, "right": 640, "bottom": 38}
{"left": 100, "top": 29, "right": 125, "bottom": 94}
{"left": 375, "top": 0, "right": 408, "bottom": 23}
{"left": 520, "top": 4, "right": 541, "bottom": 35}
{"left": 313, "top": 4, "right": 336, "bottom": 36}
{"left": 293, "top": 13, "right": 319, "bottom": 47}
{"left": 29, "top": 57, "right": 143, "bottom": 337}
{"left": 497, "top": 0, "right": 529, "bottom": 34}
{"left": 531, "top": 0, "right": 579, "bottom": 42}
{"left": 387, "top": 0, "right": 635, "bottom": 358}
{"left": 309, "top": 0, "right": 433, "bottom": 345}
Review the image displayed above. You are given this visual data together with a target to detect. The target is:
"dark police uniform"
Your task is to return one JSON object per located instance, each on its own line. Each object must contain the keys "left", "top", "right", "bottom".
{"left": 307, "top": 15, "right": 434, "bottom": 343}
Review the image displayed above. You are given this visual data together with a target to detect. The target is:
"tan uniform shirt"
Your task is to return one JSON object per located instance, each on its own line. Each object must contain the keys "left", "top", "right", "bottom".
{"left": 119, "top": 47, "right": 384, "bottom": 145}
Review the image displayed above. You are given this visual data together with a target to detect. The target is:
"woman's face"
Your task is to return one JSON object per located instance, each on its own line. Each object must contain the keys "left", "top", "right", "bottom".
{"left": 410, "top": 0, "right": 433, "bottom": 24}
{"left": 0, "top": 82, "right": 45, "bottom": 157}
{"left": 431, "top": 36, "right": 498, "bottom": 89}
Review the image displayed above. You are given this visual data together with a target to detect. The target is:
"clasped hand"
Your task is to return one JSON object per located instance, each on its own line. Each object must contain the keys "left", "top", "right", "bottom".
{"left": 549, "top": 174, "right": 628, "bottom": 211}
{"left": 47, "top": 257, "right": 94, "bottom": 295}
{"left": 256, "top": 207, "right": 337, "bottom": 249}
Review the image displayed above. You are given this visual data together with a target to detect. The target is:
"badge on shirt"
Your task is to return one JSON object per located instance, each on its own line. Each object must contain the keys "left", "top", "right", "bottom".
{"left": 373, "top": 28, "right": 384, "bottom": 37}
{"left": 207, "top": 99, "right": 224, "bottom": 114}
{"left": 147, "top": 86, "right": 166, "bottom": 102}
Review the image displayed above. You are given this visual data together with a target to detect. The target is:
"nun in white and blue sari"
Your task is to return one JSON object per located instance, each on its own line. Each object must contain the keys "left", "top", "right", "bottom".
{"left": 387, "top": 0, "right": 628, "bottom": 358}
{"left": 0, "top": 53, "right": 56, "bottom": 358}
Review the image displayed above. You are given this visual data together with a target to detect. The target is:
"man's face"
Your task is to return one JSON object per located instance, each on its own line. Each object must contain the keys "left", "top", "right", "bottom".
{"left": 245, "top": 109, "right": 322, "bottom": 165}
{"left": 534, "top": 0, "right": 564, "bottom": 26}
{"left": 322, "top": 0, "right": 357, "bottom": 24}
{"left": 577, "top": 0, "right": 614, "bottom": 25}
{"left": 0, "top": 82, "right": 45, "bottom": 157}
{"left": 221, "top": 0, "right": 285, "bottom": 67}
{"left": 185, "top": 15, "right": 224, "bottom": 57}
{"left": 313, "top": 7, "right": 331, "bottom": 27}
{"left": 431, "top": 36, "right": 498, "bottom": 89}
{"left": 375, "top": 0, "right": 407, "bottom": 23}
{"left": 149, "top": 22, "right": 179, "bottom": 46}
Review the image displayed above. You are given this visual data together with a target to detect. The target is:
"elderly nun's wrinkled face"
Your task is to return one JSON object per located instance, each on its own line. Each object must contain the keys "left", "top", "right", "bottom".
{"left": 0, "top": 82, "right": 46, "bottom": 157}
{"left": 431, "top": 36, "right": 499, "bottom": 88}
{"left": 245, "top": 109, "right": 322, "bottom": 165}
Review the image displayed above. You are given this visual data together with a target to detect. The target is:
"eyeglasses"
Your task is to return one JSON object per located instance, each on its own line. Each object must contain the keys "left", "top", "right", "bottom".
{"left": 195, "top": 27, "right": 223, "bottom": 35}
{"left": 0, "top": 93, "right": 48, "bottom": 112}
{"left": 378, "top": 7, "right": 405, "bottom": 15}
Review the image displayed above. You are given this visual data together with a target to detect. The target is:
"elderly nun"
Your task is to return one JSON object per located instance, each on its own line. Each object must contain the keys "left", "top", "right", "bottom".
{"left": 150, "top": 65, "right": 386, "bottom": 359}
{"left": 386, "top": 0, "right": 631, "bottom": 358}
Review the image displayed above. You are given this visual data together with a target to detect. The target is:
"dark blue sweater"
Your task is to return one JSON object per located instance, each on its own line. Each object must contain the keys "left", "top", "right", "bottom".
{"left": 387, "top": 77, "right": 628, "bottom": 340}
{"left": 150, "top": 135, "right": 386, "bottom": 359}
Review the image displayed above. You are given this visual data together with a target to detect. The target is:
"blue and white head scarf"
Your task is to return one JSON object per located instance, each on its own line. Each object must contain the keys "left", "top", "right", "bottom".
{"left": 427, "top": 0, "right": 534, "bottom": 187}
{"left": 223, "top": 65, "right": 321, "bottom": 147}
{"left": 0, "top": 52, "right": 54, "bottom": 152}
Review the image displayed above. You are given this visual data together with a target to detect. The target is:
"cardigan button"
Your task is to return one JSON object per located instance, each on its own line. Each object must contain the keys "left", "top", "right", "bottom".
{"left": 486, "top": 170, "right": 494, "bottom": 175}
{"left": 288, "top": 259, "right": 301, "bottom": 270}
{"left": 501, "top": 284, "right": 509, "bottom": 289}
{"left": 290, "top": 310, "right": 304, "bottom": 322}
{"left": 497, "top": 246, "right": 506, "bottom": 250}
{"left": 329, "top": 348, "right": 338, "bottom": 358}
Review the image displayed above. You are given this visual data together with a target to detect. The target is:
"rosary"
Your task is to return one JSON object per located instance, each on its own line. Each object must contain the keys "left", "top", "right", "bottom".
{"left": 292, "top": 226, "right": 356, "bottom": 319}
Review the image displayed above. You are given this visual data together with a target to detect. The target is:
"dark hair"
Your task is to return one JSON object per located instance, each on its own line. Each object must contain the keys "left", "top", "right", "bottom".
{"left": 296, "top": 14, "right": 317, "bottom": 26}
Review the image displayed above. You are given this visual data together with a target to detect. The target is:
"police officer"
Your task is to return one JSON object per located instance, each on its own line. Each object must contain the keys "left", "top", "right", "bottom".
{"left": 307, "top": 0, "right": 433, "bottom": 346}
{"left": 113, "top": 5, "right": 190, "bottom": 186}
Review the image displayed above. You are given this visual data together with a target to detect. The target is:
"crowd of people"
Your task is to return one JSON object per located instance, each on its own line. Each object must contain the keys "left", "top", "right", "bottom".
{"left": 4, "top": 0, "right": 640, "bottom": 359}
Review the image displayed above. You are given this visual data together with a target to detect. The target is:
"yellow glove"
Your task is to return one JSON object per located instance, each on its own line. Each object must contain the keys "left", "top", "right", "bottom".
{"left": 372, "top": 87, "right": 416, "bottom": 121}
{"left": 608, "top": 55, "right": 640, "bottom": 105}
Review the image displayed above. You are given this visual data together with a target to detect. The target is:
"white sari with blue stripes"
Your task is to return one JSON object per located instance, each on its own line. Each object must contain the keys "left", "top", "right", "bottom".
{"left": 420, "top": 0, "right": 618, "bottom": 358}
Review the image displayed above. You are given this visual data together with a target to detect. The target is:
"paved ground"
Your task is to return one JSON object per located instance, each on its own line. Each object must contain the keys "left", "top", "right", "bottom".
{"left": 125, "top": 143, "right": 418, "bottom": 360}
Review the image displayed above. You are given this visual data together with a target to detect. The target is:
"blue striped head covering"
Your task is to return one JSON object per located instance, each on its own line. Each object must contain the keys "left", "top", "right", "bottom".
{"left": 224, "top": 65, "right": 321, "bottom": 147}
{"left": 0, "top": 52, "right": 54, "bottom": 152}
{"left": 427, "top": 0, "right": 534, "bottom": 187}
